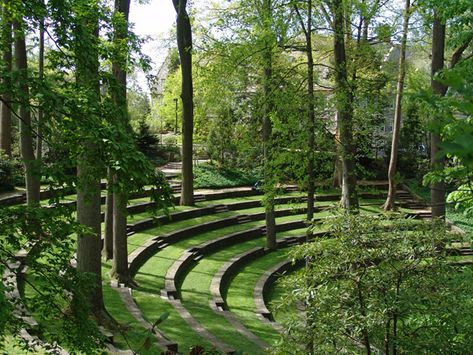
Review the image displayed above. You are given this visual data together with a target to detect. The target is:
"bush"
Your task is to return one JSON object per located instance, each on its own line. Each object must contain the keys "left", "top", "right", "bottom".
{"left": 0, "top": 153, "right": 21, "bottom": 192}
{"left": 274, "top": 214, "right": 473, "bottom": 354}
{"left": 193, "top": 163, "right": 259, "bottom": 189}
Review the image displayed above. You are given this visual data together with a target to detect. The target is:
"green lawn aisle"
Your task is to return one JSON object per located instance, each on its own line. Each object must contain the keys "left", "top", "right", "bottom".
{"left": 130, "top": 216, "right": 281, "bottom": 350}
{"left": 226, "top": 249, "right": 289, "bottom": 346}
{"left": 179, "top": 214, "right": 306, "bottom": 353}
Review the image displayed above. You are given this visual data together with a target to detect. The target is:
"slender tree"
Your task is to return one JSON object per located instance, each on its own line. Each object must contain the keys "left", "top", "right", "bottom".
{"left": 330, "top": 0, "right": 358, "bottom": 210}
{"left": 430, "top": 11, "right": 447, "bottom": 219}
{"left": 0, "top": 1, "right": 12, "bottom": 157}
{"left": 110, "top": 0, "right": 132, "bottom": 284}
{"left": 261, "top": 0, "right": 277, "bottom": 250}
{"left": 294, "top": 0, "right": 316, "bottom": 220}
{"left": 36, "top": 3, "right": 45, "bottom": 161}
{"left": 13, "top": 16, "right": 41, "bottom": 206}
{"left": 74, "top": 0, "right": 104, "bottom": 315}
{"left": 172, "top": 0, "right": 194, "bottom": 206}
{"left": 384, "top": 0, "right": 411, "bottom": 211}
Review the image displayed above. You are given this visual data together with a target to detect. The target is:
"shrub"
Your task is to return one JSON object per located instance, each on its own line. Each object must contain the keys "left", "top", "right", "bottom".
{"left": 273, "top": 214, "right": 473, "bottom": 354}
{"left": 193, "top": 163, "right": 259, "bottom": 188}
{"left": 0, "top": 153, "right": 19, "bottom": 192}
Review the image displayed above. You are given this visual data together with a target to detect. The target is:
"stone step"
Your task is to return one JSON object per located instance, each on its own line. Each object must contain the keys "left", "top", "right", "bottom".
{"left": 237, "top": 215, "right": 251, "bottom": 224}
{"left": 194, "top": 194, "right": 206, "bottom": 202}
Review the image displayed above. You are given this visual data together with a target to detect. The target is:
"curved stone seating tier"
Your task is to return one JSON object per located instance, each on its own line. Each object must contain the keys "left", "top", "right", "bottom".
{"left": 0, "top": 181, "right": 393, "bottom": 209}
{"left": 114, "top": 285, "right": 178, "bottom": 353}
{"left": 128, "top": 205, "right": 310, "bottom": 276}
{"left": 210, "top": 230, "right": 328, "bottom": 312}
{"left": 254, "top": 259, "right": 305, "bottom": 323}
{"left": 161, "top": 219, "right": 306, "bottom": 300}
{"left": 129, "top": 214, "right": 252, "bottom": 276}
{"left": 3, "top": 252, "right": 68, "bottom": 355}
{"left": 127, "top": 193, "right": 317, "bottom": 234}
{"left": 211, "top": 247, "right": 266, "bottom": 311}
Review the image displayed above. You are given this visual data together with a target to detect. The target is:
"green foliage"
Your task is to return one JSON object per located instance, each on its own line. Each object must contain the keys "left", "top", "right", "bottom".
{"left": 0, "top": 205, "right": 104, "bottom": 351}
{"left": 193, "top": 163, "right": 259, "bottom": 189}
{"left": 0, "top": 152, "right": 20, "bottom": 192}
{"left": 421, "top": 56, "right": 473, "bottom": 218}
{"left": 274, "top": 213, "right": 473, "bottom": 354}
{"left": 398, "top": 99, "right": 429, "bottom": 178}
{"left": 134, "top": 118, "right": 160, "bottom": 158}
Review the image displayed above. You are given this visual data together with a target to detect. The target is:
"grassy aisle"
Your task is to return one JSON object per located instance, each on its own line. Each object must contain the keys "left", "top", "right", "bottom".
{"left": 178, "top": 215, "right": 306, "bottom": 353}
{"left": 131, "top": 213, "right": 300, "bottom": 350}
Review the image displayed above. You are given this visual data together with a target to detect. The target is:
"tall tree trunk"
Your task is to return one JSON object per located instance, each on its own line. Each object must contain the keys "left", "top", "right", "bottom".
{"left": 110, "top": 0, "right": 132, "bottom": 285}
{"left": 295, "top": 0, "right": 316, "bottom": 221}
{"left": 173, "top": 0, "right": 194, "bottom": 206}
{"left": 430, "top": 12, "right": 447, "bottom": 219}
{"left": 384, "top": 0, "right": 411, "bottom": 211}
{"left": 331, "top": 0, "right": 358, "bottom": 210}
{"left": 103, "top": 169, "right": 114, "bottom": 260}
{"left": 1, "top": 2, "right": 12, "bottom": 157}
{"left": 13, "top": 19, "right": 41, "bottom": 206}
{"left": 74, "top": 0, "right": 104, "bottom": 316}
{"left": 262, "top": 0, "right": 276, "bottom": 250}
{"left": 36, "top": 9, "right": 44, "bottom": 161}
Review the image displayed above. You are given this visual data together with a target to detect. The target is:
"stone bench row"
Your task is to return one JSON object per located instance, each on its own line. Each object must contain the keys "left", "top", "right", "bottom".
{"left": 210, "top": 230, "right": 328, "bottom": 312}
{"left": 126, "top": 193, "right": 310, "bottom": 234}
{"left": 161, "top": 219, "right": 306, "bottom": 300}
{"left": 0, "top": 182, "right": 112, "bottom": 206}
{"left": 113, "top": 285, "right": 178, "bottom": 353}
{"left": 126, "top": 189, "right": 386, "bottom": 234}
{"left": 3, "top": 251, "right": 68, "bottom": 355}
{"left": 254, "top": 259, "right": 305, "bottom": 323}
{"left": 128, "top": 203, "right": 313, "bottom": 277}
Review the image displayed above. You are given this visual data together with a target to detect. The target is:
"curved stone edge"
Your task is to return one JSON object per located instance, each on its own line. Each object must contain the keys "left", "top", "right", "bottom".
{"left": 208, "top": 299, "right": 269, "bottom": 350}
{"left": 128, "top": 187, "right": 310, "bottom": 233}
{"left": 160, "top": 218, "right": 307, "bottom": 300}
{"left": 167, "top": 298, "right": 235, "bottom": 354}
{"left": 128, "top": 201, "right": 316, "bottom": 277}
{"left": 129, "top": 214, "right": 244, "bottom": 277}
{"left": 113, "top": 285, "right": 178, "bottom": 353}
{"left": 161, "top": 226, "right": 266, "bottom": 300}
{"left": 253, "top": 259, "right": 304, "bottom": 326}
{"left": 3, "top": 251, "right": 68, "bottom": 355}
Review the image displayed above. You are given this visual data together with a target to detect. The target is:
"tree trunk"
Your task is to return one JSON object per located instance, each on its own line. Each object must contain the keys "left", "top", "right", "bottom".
{"left": 13, "top": 18, "right": 41, "bottom": 206}
{"left": 296, "top": 0, "right": 316, "bottom": 221}
{"left": 384, "top": 0, "right": 411, "bottom": 211}
{"left": 1, "top": 3, "right": 12, "bottom": 157}
{"left": 111, "top": 177, "right": 130, "bottom": 284}
{"left": 36, "top": 10, "right": 44, "bottom": 161}
{"left": 332, "top": 0, "right": 358, "bottom": 210}
{"left": 103, "top": 169, "right": 114, "bottom": 260}
{"left": 430, "top": 13, "right": 447, "bottom": 219}
{"left": 110, "top": 0, "right": 132, "bottom": 285}
{"left": 173, "top": 0, "right": 194, "bottom": 206}
{"left": 74, "top": 0, "right": 104, "bottom": 315}
{"left": 262, "top": 0, "right": 277, "bottom": 250}
{"left": 76, "top": 164, "right": 103, "bottom": 315}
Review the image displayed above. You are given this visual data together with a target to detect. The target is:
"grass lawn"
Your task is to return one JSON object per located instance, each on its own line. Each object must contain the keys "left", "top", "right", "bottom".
{"left": 179, "top": 214, "right": 306, "bottom": 353}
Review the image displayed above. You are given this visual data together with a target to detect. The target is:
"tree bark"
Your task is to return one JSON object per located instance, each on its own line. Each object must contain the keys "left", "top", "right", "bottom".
{"left": 110, "top": 0, "right": 132, "bottom": 285}
{"left": 296, "top": 0, "right": 316, "bottom": 221}
{"left": 173, "top": 0, "right": 194, "bottom": 206}
{"left": 1, "top": 2, "right": 12, "bottom": 157}
{"left": 384, "top": 0, "right": 411, "bottom": 211}
{"left": 36, "top": 10, "right": 45, "bottom": 161}
{"left": 331, "top": 0, "right": 358, "bottom": 210}
{"left": 13, "top": 18, "right": 41, "bottom": 206}
{"left": 430, "top": 12, "right": 447, "bottom": 219}
{"left": 74, "top": 0, "right": 104, "bottom": 315}
{"left": 262, "top": 0, "right": 277, "bottom": 250}
{"left": 103, "top": 169, "right": 114, "bottom": 260}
